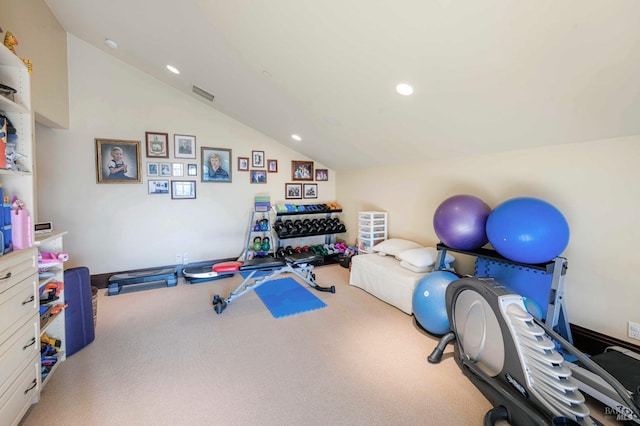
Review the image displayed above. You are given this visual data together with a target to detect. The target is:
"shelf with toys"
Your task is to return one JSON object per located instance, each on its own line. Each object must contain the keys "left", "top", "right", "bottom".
{"left": 34, "top": 230, "right": 68, "bottom": 387}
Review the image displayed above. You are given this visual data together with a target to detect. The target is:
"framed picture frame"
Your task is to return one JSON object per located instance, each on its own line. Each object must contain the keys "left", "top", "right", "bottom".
{"left": 159, "top": 162, "right": 171, "bottom": 177}
{"left": 145, "top": 131, "right": 169, "bottom": 158}
{"left": 303, "top": 183, "right": 318, "bottom": 199}
{"left": 202, "top": 147, "right": 232, "bottom": 182}
{"left": 172, "top": 163, "right": 184, "bottom": 176}
{"left": 95, "top": 138, "right": 142, "bottom": 183}
{"left": 285, "top": 183, "right": 302, "bottom": 199}
{"left": 238, "top": 157, "right": 249, "bottom": 171}
{"left": 174, "top": 134, "right": 196, "bottom": 159}
{"left": 148, "top": 180, "right": 169, "bottom": 194}
{"left": 250, "top": 169, "right": 267, "bottom": 184}
{"left": 252, "top": 150, "right": 265, "bottom": 168}
{"left": 187, "top": 164, "right": 197, "bottom": 176}
{"left": 171, "top": 180, "right": 196, "bottom": 199}
{"left": 267, "top": 159, "right": 278, "bottom": 173}
{"left": 292, "top": 160, "right": 313, "bottom": 181}
{"left": 147, "top": 162, "right": 159, "bottom": 177}
{"left": 315, "top": 169, "right": 328, "bottom": 181}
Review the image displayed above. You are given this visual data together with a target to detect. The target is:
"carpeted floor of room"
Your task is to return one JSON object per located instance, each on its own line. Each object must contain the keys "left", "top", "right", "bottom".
{"left": 20, "top": 264, "right": 618, "bottom": 425}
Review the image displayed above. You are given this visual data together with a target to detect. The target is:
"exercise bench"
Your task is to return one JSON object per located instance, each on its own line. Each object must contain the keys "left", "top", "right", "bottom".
{"left": 211, "top": 252, "right": 335, "bottom": 314}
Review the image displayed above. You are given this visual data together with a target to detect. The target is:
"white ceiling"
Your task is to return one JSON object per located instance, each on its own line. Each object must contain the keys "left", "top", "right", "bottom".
{"left": 44, "top": 0, "right": 640, "bottom": 170}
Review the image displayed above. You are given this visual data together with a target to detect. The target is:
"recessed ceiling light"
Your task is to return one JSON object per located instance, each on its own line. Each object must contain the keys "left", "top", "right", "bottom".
{"left": 166, "top": 65, "right": 180, "bottom": 75}
{"left": 291, "top": 134, "right": 302, "bottom": 141}
{"left": 262, "top": 70, "right": 272, "bottom": 78}
{"left": 104, "top": 38, "right": 118, "bottom": 49}
{"left": 395, "top": 83, "right": 414, "bottom": 96}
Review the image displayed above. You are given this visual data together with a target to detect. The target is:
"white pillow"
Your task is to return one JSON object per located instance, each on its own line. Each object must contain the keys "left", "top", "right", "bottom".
{"left": 397, "top": 247, "right": 456, "bottom": 269}
{"left": 399, "top": 260, "right": 433, "bottom": 273}
{"left": 372, "top": 238, "right": 423, "bottom": 257}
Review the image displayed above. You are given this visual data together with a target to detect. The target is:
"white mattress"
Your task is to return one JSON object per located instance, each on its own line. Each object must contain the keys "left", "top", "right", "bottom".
{"left": 349, "top": 253, "right": 430, "bottom": 315}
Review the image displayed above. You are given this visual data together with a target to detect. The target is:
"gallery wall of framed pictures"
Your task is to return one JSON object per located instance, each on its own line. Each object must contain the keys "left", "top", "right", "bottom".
{"left": 96, "top": 130, "right": 331, "bottom": 201}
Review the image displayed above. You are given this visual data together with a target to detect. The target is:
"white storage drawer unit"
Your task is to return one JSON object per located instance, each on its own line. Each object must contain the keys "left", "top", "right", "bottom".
{"left": 0, "top": 248, "right": 40, "bottom": 426}
{"left": 358, "top": 211, "right": 388, "bottom": 253}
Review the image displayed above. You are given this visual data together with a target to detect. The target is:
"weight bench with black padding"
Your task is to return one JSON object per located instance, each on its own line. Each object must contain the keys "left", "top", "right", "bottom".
{"left": 108, "top": 267, "right": 178, "bottom": 296}
{"left": 211, "top": 252, "right": 335, "bottom": 314}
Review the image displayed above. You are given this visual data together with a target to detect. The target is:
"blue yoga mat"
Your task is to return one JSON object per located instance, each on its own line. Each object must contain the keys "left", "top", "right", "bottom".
{"left": 254, "top": 277, "right": 327, "bottom": 319}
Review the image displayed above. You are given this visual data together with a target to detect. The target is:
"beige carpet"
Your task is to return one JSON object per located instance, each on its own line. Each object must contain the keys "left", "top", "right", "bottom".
{"left": 21, "top": 264, "right": 617, "bottom": 425}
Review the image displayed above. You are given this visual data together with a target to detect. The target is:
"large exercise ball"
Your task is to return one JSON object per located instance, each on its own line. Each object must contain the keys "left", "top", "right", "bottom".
{"left": 413, "top": 271, "right": 459, "bottom": 335}
{"left": 486, "top": 197, "right": 570, "bottom": 264}
{"left": 433, "top": 194, "right": 492, "bottom": 250}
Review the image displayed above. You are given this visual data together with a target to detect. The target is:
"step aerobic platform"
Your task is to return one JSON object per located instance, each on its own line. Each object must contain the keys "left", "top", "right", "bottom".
{"left": 108, "top": 267, "right": 178, "bottom": 296}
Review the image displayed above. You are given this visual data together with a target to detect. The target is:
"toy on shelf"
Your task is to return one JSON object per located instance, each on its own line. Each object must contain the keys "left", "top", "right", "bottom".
{"left": 3, "top": 31, "right": 32, "bottom": 73}
{"left": 38, "top": 251, "right": 69, "bottom": 271}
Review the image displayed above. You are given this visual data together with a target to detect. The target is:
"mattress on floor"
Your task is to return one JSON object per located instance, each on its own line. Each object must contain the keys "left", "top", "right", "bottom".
{"left": 349, "top": 253, "right": 430, "bottom": 315}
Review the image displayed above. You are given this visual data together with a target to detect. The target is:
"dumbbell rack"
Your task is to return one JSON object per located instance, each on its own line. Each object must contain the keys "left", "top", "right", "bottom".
{"left": 270, "top": 204, "right": 347, "bottom": 259}
{"left": 239, "top": 210, "right": 277, "bottom": 261}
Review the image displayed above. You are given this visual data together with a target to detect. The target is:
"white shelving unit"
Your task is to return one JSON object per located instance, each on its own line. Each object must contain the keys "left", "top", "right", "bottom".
{"left": 34, "top": 230, "right": 67, "bottom": 388}
{"left": 240, "top": 210, "right": 276, "bottom": 260}
{"left": 357, "top": 211, "right": 388, "bottom": 253}
{"left": 0, "top": 42, "right": 39, "bottom": 424}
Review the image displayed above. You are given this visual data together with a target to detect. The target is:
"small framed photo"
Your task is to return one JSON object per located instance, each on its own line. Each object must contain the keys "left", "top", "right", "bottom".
{"left": 172, "top": 163, "right": 184, "bottom": 176}
{"left": 292, "top": 160, "right": 313, "bottom": 181}
{"left": 145, "top": 132, "right": 169, "bottom": 158}
{"left": 187, "top": 164, "right": 197, "bottom": 176}
{"left": 95, "top": 138, "right": 142, "bottom": 183}
{"left": 315, "top": 169, "right": 328, "bottom": 181}
{"left": 171, "top": 180, "right": 196, "bottom": 200}
{"left": 267, "top": 159, "right": 278, "bottom": 173}
{"left": 250, "top": 170, "right": 267, "bottom": 184}
{"left": 174, "top": 134, "right": 196, "bottom": 159}
{"left": 238, "top": 157, "right": 249, "bottom": 171}
{"left": 148, "top": 180, "right": 169, "bottom": 194}
{"left": 147, "top": 162, "right": 159, "bottom": 177}
{"left": 303, "top": 183, "right": 318, "bottom": 199}
{"left": 202, "top": 147, "right": 232, "bottom": 182}
{"left": 285, "top": 183, "right": 302, "bottom": 199}
{"left": 160, "top": 163, "right": 171, "bottom": 177}
{"left": 252, "top": 150, "right": 265, "bottom": 168}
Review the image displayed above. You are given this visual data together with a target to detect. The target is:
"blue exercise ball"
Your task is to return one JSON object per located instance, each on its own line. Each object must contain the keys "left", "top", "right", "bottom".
{"left": 413, "top": 271, "right": 459, "bottom": 335}
{"left": 486, "top": 197, "right": 570, "bottom": 264}
{"left": 433, "top": 194, "right": 492, "bottom": 250}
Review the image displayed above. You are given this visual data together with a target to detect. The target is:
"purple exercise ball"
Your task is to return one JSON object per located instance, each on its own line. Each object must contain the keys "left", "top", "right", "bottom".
{"left": 433, "top": 194, "right": 492, "bottom": 250}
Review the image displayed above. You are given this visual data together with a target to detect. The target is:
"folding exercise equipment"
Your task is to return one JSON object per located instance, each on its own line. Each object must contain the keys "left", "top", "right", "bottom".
{"left": 428, "top": 276, "right": 640, "bottom": 425}
{"left": 210, "top": 252, "right": 335, "bottom": 314}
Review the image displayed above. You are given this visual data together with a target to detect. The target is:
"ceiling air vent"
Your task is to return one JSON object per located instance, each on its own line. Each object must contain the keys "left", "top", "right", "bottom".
{"left": 192, "top": 85, "right": 215, "bottom": 102}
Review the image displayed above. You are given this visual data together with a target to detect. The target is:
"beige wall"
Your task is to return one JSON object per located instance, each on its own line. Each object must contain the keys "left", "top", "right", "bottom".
{"left": 0, "top": 0, "right": 69, "bottom": 128}
{"left": 337, "top": 138, "right": 640, "bottom": 344}
{"left": 35, "top": 35, "right": 335, "bottom": 274}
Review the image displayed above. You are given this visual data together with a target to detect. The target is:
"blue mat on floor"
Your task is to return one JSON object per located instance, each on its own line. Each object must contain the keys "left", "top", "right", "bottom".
{"left": 254, "top": 277, "right": 327, "bottom": 319}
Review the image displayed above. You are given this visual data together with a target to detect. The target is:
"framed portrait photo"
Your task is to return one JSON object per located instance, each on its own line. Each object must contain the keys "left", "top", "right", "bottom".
{"left": 292, "top": 160, "right": 313, "bottom": 181}
{"left": 267, "top": 159, "right": 278, "bottom": 173}
{"left": 148, "top": 180, "right": 169, "bottom": 194}
{"left": 250, "top": 169, "right": 267, "bottom": 184}
{"left": 95, "top": 138, "right": 142, "bottom": 183}
{"left": 187, "top": 164, "right": 197, "bottom": 176}
{"left": 303, "top": 183, "right": 318, "bottom": 199}
{"left": 159, "top": 163, "right": 171, "bottom": 177}
{"left": 315, "top": 169, "right": 328, "bottom": 181}
{"left": 171, "top": 180, "right": 196, "bottom": 200}
{"left": 252, "top": 150, "right": 265, "bottom": 168}
{"left": 174, "top": 134, "right": 196, "bottom": 159}
{"left": 145, "top": 131, "right": 169, "bottom": 158}
{"left": 202, "top": 147, "right": 232, "bottom": 183}
{"left": 285, "top": 183, "right": 302, "bottom": 200}
{"left": 147, "top": 162, "right": 159, "bottom": 177}
{"left": 238, "top": 157, "right": 249, "bottom": 171}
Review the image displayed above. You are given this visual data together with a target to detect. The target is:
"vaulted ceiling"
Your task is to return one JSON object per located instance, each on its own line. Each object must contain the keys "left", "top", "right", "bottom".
{"left": 44, "top": 0, "right": 640, "bottom": 170}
